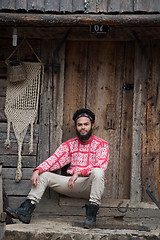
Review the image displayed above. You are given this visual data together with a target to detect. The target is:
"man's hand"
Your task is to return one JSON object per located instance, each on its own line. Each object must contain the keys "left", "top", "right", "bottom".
{"left": 67, "top": 171, "right": 82, "bottom": 189}
{"left": 30, "top": 170, "right": 40, "bottom": 187}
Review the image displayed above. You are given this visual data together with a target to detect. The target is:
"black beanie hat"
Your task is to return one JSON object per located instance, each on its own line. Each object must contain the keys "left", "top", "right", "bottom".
{"left": 72, "top": 108, "right": 95, "bottom": 124}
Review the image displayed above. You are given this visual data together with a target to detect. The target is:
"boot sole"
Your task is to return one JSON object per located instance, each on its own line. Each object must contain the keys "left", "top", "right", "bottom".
{"left": 4, "top": 208, "right": 18, "bottom": 219}
{"left": 4, "top": 208, "right": 30, "bottom": 224}
{"left": 84, "top": 224, "right": 96, "bottom": 229}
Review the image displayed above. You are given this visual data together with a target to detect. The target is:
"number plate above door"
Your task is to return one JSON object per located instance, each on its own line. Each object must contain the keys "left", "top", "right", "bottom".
{"left": 90, "top": 25, "right": 109, "bottom": 34}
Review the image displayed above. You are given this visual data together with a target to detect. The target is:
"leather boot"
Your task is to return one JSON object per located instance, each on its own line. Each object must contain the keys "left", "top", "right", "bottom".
{"left": 5, "top": 199, "right": 36, "bottom": 224}
{"left": 83, "top": 203, "right": 99, "bottom": 228}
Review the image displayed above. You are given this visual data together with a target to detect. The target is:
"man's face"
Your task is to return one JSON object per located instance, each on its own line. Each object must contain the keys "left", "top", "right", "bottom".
{"left": 76, "top": 117, "right": 93, "bottom": 142}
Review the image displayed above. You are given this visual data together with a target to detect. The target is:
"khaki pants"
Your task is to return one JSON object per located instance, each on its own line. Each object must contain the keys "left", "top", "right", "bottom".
{"left": 28, "top": 168, "right": 105, "bottom": 205}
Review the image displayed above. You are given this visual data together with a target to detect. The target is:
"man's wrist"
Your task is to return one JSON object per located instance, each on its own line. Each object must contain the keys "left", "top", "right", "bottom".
{"left": 34, "top": 169, "right": 40, "bottom": 175}
{"left": 75, "top": 171, "right": 82, "bottom": 177}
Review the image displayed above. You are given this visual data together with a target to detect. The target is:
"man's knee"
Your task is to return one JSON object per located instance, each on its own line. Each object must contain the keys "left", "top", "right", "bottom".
{"left": 91, "top": 168, "right": 105, "bottom": 179}
{"left": 39, "top": 172, "right": 52, "bottom": 185}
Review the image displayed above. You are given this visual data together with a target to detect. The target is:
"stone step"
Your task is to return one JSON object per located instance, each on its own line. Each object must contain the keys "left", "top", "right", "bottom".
{"left": 3, "top": 219, "right": 160, "bottom": 240}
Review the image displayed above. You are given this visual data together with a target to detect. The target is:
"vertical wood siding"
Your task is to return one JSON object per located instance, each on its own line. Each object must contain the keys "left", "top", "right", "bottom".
{"left": 0, "top": 0, "right": 160, "bottom": 13}
{"left": 141, "top": 40, "right": 160, "bottom": 202}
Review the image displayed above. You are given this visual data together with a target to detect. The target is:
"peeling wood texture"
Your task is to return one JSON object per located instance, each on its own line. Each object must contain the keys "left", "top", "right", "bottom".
{"left": 141, "top": 40, "right": 160, "bottom": 202}
{"left": 0, "top": 0, "right": 160, "bottom": 13}
{"left": 2, "top": 13, "right": 160, "bottom": 26}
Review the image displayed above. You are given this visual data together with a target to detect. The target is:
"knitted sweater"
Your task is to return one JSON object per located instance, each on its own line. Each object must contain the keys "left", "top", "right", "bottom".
{"left": 35, "top": 135, "right": 109, "bottom": 176}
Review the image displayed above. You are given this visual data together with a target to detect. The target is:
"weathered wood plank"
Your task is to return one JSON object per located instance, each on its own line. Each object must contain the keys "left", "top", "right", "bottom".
{"left": 0, "top": 141, "right": 37, "bottom": 155}
{"left": 62, "top": 41, "right": 87, "bottom": 142}
{"left": 45, "top": 0, "right": 60, "bottom": 12}
{"left": 86, "top": 0, "right": 96, "bottom": 13}
{"left": 16, "top": 0, "right": 27, "bottom": 10}
{"left": 118, "top": 42, "right": 134, "bottom": 199}
{"left": 0, "top": 96, "right": 6, "bottom": 121}
{"left": 37, "top": 40, "right": 52, "bottom": 165}
{"left": 141, "top": 40, "right": 160, "bottom": 202}
{"left": 60, "top": 0, "right": 72, "bottom": 13}
{"left": 98, "top": 0, "right": 108, "bottom": 13}
{"left": 2, "top": 13, "right": 160, "bottom": 26}
{"left": 3, "top": 179, "right": 31, "bottom": 195}
{"left": 134, "top": 0, "right": 148, "bottom": 12}
{"left": 0, "top": 131, "right": 38, "bottom": 143}
{"left": 2, "top": 167, "right": 33, "bottom": 179}
{"left": 0, "top": 122, "right": 39, "bottom": 134}
{"left": 0, "top": 155, "right": 36, "bottom": 168}
{"left": 27, "top": 0, "right": 44, "bottom": 11}
{"left": 134, "top": 0, "right": 160, "bottom": 12}
{"left": 8, "top": 196, "right": 26, "bottom": 208}
{"left": 131, "top": 41, "right": 147, "bottom": 202}
{"left": 148, "top": 0, "right": 160, "bottom": 12}
{"left": 0, "top": 163, "right": 3, "bottom": 213}
{"left": 72, "top": 0, "right": 84, "bottom": 12}
{"left": 0, "top": 0, "right": 160, "bottom": 14}
{"left": 35, "top": 198, "right": 160, "bottom": 217}
{"left": 121, "top": 0, "right": 133, "bottom": 12}
{"left": 0, "top": 62, "right": 6, "bottom": 78}
{"left": 50, "top": 40, "right": 65, "bottom": 153}
{"left": 86, "top": 41, "right": 122, "bottom": 199}
{"left": 0, "top": 78, "right": 6, "bottom": 97}
{"left": 59, "top": 197, "right": 156, "bottom": 209}
{"left": 108, "top": 0, "right": 120, "bottom": 12}
{"left": 2, "top": 26, "right": 160, "bottom": 42}
{"left": 2, "top": 0, "right": 15, "bottom": 10}
{"left": 0, "top": 122, "right": 39, "bottom": 143}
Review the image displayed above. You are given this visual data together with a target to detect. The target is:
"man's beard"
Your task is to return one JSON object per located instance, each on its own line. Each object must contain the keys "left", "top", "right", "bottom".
{"left": 76, "top": 128, "right": 92, "bottom": 141}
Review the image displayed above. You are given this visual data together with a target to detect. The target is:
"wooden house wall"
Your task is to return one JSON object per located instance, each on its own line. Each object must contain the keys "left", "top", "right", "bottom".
{"left": 0, "top": 26, "right": 160, "bottom": 213}
{"left": 0, "top": 0, "right": 160, "bottom": 14}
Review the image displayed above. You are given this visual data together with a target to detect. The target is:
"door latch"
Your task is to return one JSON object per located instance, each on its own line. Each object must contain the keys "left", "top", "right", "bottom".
{"left": 123, "top": 83, "right": 134, "bottom": 90}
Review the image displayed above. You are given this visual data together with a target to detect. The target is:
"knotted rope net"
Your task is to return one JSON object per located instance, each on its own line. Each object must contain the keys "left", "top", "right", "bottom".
{"left": 4, "top": 62, "right": 42, "bottom": 182}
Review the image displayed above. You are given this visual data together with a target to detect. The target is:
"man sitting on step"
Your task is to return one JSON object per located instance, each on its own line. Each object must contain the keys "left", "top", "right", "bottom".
{"left": 5, "top": 108, "right": 109, "bottom": 229}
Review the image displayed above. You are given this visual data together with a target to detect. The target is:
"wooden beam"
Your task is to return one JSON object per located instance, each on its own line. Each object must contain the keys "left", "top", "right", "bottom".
{"left": 1, "top": 13, "right": 160, "bottom": 26}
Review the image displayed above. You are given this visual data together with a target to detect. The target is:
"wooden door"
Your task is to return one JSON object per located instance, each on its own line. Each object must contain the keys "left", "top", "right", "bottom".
{"left": 63, "top": 40, "right": 134, "bottom": 200}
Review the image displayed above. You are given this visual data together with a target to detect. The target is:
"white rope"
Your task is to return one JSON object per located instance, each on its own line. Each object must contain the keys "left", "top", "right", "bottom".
{"left": 29, "top": 122, "right": 34, "bottom": 154}
{"left": 15, "top": 141, "right": 22, "bottom": 182}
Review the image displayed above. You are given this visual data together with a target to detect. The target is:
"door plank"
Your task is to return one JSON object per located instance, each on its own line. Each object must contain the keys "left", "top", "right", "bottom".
{"left": 141, "top": 40, "right": 160, "bottom": 201}
{"left": 118, "top": 42, "right": 134, "bottom": 199}
{"left": 63, "top": 41, "right": 88, "bottom": 142}
{"left": 131, "top": 41, "right": 147, "bottom": 202}
{"left": 86, "top": 41, "right": 124, "bottom": 199}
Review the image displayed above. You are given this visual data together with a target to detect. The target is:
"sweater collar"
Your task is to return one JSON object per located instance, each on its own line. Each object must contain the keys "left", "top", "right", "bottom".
{"left": 76, "top": 134, "right": 94, "bottom": 145}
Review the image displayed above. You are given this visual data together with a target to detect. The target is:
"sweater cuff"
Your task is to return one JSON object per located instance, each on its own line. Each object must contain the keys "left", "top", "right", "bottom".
{"left": 33, "top": 167, "right": 43, "bottom": 174}
{"left": 80, "top": 169, "right": 88, "bottom": 176}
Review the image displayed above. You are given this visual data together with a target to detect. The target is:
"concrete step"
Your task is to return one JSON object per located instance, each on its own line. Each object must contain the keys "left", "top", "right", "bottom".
{"left": 3, "top": 219, "right": 160, "bottom": 240}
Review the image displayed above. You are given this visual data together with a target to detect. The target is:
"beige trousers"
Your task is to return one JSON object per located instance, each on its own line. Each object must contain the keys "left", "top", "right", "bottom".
{"left": 28, "top": 168, "right": 105, "bottom": 205}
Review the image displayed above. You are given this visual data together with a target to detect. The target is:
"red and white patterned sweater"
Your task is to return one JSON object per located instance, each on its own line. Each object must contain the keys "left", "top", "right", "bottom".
{"left": 35, "top": 135, "right": 109, "bottom": 177}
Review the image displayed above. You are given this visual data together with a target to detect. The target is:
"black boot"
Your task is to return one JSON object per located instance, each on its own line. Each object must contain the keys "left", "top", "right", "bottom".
{"left": 83, "top": 203, "right": 99, "bottom": 229}
{"left": 5, "top": 199, "right": 36, "bottom": 224}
